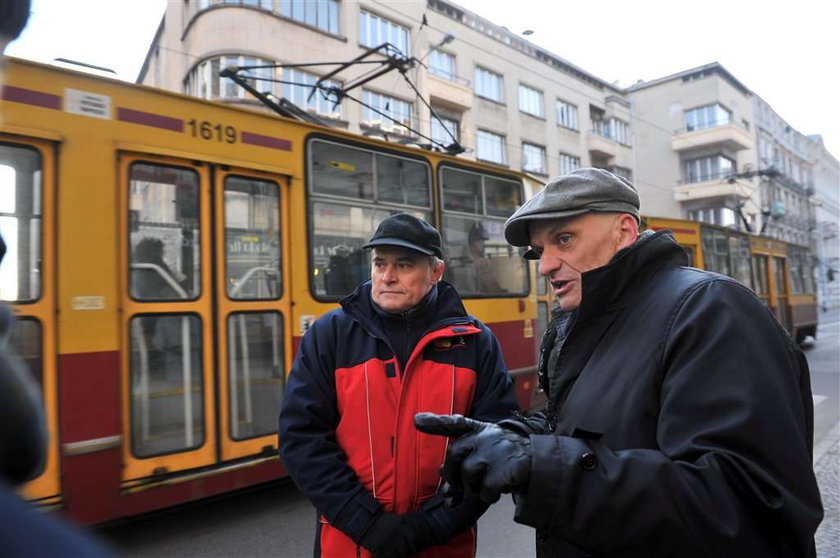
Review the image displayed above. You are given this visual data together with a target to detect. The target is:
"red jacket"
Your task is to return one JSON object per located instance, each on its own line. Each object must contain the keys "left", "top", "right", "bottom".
{"left": 279, "top": 281, "right": 518, "bottom": 557}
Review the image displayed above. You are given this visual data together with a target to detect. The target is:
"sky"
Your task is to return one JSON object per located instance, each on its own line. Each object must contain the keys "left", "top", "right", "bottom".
{"left": 5, "top": 0, "right": 840, "bottom": 159}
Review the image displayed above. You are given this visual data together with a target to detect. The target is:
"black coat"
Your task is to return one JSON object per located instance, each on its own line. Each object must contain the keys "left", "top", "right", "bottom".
{"left": 513, "top": 231, "right": 822, "bottom": 557}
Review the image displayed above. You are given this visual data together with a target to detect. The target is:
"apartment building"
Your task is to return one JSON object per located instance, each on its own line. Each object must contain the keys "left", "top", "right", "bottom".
{"left": 138, "top": 0, "right": 838, "bottom": 271}
{"left": 809, "top": 135, "right": 840, "bottom": 309}
{"left": 138, "top": 0, "right": 633, "bottom": 181}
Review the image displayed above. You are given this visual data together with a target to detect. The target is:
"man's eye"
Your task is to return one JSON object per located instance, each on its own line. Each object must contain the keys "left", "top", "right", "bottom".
{"left": 557, "top": 234, "right": 573, "bottom": 245}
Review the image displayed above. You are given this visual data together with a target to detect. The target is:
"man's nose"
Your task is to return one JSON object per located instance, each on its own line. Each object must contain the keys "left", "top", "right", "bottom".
{"left": 381, "top": 265, "right": 397, "bottom": 282}
{"left": 537, "top": 253, "right": 560, "bottom": 277}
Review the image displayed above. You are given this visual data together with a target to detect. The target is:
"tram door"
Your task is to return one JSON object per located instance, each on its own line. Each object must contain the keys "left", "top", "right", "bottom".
{"left": 120, "top": 154, "right": 290, "bottom": 481}
{"left": 772, "top": 256, "right": 792, "bottom": 334}
{"left": 0, "top": 138, "right": 60, "bottom": 502}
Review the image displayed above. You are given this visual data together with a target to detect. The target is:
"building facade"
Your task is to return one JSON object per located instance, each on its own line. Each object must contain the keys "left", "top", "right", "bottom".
{"left": 138, "top": 0, "right": 838, "bottom": 283}
{"left": 809, "top": 136, "right": 840, "bottom": 310}
{"left": 138, "top": 0, "right": 633, "bottom": 182}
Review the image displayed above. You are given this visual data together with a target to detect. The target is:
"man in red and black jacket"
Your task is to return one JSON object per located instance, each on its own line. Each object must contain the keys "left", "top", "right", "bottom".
{"left": 279, "top": 213, "right": 519, "bottom": 558}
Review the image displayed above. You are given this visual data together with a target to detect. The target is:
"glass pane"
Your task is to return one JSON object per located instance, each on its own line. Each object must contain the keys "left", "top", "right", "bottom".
{"left": 311, "top": 202, "right": 430, "bottom": 298}
{"left": 224, "top": 176, "right": 281, "bottom": 300}
{"left": 130, "top": 314, "right": 204, "bottom": 457}
{"left": 485, "top": 176, "right": 522, "bottom": 217}
{"left": 8, "top": 317, "right": 43, "bottom": 402}
{"left": 536, "top": 275, "right": 547, "bottom": 296}
{"left": 228, "top": 312, "right": 285, "bottom": 440}
{"left": 129, "top": 163, "right": 201, "bottom": 300}
{"left": 441, "top": 167, "right": 480, "bottom": 214}
{"left": 375, "top": 155, "right": 430, "bottom": 207}
{"left": 774, "top": 257, "right": 788, "bottom": 295}
{"left": 0, "top": 144, "right": 42, "bottom": 302}
{"left": 536, "top": 302, "right": 548, "bottom": 362}
{"left": 442, "top": 215, "right": 528, "bottom": 297}
{"left": 310, "top": 141, "right": 374, "bottom": 200}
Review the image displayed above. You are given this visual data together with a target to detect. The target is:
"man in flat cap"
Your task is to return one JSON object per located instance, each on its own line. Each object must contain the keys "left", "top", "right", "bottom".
{"left": 416, "top": 168, "right": 822, "bottom": 556}
{"left": 279, "top": 213, "right": 518, "bottom": 558}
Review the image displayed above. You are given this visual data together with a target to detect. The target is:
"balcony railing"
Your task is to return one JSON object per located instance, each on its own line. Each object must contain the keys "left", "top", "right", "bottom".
{"left": 677, "top": 171, "right": 737, "bottom": 185}
{"left": 588, "top": 128, "right": 631, "bottom": 147}
{"left": 675, "top": 118, "right": 737, "bottom": 134}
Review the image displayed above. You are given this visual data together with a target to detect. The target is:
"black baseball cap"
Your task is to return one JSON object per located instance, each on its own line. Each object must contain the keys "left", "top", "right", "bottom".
{"left": 363, "top": 213, "right": 443, "bottom": 259}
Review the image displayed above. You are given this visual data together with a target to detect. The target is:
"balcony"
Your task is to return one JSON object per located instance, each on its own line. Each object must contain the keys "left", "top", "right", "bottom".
{"left": 670, "top": 122, "right": 752, "bottom": 152}
{"left": 673, "top": 176, "right": 757, "bottom": 203}
{"left": 427, "top": 73, "right": 473, "bottom": 111}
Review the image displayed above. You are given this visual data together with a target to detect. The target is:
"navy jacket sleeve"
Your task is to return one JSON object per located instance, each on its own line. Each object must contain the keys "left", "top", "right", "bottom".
{"left": 278, "top": 315, "right": 382, "bottom": 542}
{"left": 514, "top": 280, "right": 822, "bottom": 556}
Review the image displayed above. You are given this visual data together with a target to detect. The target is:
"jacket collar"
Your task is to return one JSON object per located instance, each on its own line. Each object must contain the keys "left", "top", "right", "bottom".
{"left": 340, "top": 280, "right": 472, "bottom": 338}
{"left": 575, "top": 229, "right": 687, "bottom": 322}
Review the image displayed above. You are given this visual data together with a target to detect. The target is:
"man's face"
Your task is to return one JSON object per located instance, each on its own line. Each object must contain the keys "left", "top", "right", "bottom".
{"left": 529, "top": 212, "right": 636, "bottom": 311}
{"left": 370, "top": 246, "right": 443, "bottom": 313}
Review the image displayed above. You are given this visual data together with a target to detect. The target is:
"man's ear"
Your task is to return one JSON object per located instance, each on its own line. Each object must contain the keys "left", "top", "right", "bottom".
{"left": 616, "top": 214, "right": 640, "bottom": 251}
{"left": 431, "top": 260, "right": 445, "bottom": 283}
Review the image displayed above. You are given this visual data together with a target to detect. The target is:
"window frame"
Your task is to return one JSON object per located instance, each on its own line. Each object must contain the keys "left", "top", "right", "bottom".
{"left": 476, "top": 129, "right": 506, "bottom": 165}
{"left": 474, "top": 66, "right": 504, "bottom": 103}
{"left": 518, "top": 84, "right": 544, "bottom": 118}
{"left": 305, "top": 135, "right": 434, "bottom": 302}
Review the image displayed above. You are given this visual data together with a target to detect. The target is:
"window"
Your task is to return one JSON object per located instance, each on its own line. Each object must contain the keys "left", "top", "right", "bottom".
{"left": 609, "top": 166, "right": 633, "bottom": 181}
{"left": 608, "top": 118, "right": 630, "bottom": 145}
{"left": 558, "top": 153, "right": 581, "bottom": 175}
{"left": 429, "top": 50, "right": 455, "bottom": 80}
{"left": 522, "top": 143, "right": 546, "bottom": 174}
{"left": 280, "top": 0, "right": 340, "bottom": 34}
{"left": 430, "top": 115, "right": 459, "bottom": 147}
{"left": 360, "top": 11, "right": 409, "bottom": 56}
{"left": 556, "top": 99, "right": 579, "bottom": 130}
{"left": 685, "top": 155, "right": 734, "bottom": 183}
{"left": 474, "top": 67, "right": 503, "bottom": 102}
{"left": 700, "top": 228, "right": 751, "bottom": 285}
{"left": 688, "top": 207, "right": 737, "bottom": 228}
{"left": 224, "top": 176, "right": 281, "bottom": 300}
{"left": 188, "top": 55, "right": 274, "bottom": 100}
{"left": 281, "top": 68, "right": 342, "bottom": 119}
{"left": 227, "top": 311, "right": 284, "bottom": 440}
{"left": 361, "top": 90, "right": 412, "bottom": 134}
{"left": 0, "top": 144, "right": 42, "bottom": 302}
{"left": 129, "top": 163, "right": 201, "bottom": 301}
{"left": 440, "top": 167, "right": 527, "bottom": 297}
{"left": 476, "top": 130, "right": 505, "bottom": 164}
{"left": 308, "top": 140, "right": 432, "bottom": 299}
{"left": 685, "top": 103, "right": 732, "bottom": 131}
{"left": 518, "top": 84, "right": 543, "bottom": 118}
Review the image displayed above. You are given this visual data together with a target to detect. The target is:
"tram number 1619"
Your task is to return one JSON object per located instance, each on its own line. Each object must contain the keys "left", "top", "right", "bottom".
{"left": 187, "top": 119, "right": 237, "bottom": 144}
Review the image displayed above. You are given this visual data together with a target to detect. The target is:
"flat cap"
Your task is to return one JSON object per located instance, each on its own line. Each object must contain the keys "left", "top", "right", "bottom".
{"left": 504, "top": 167, "right": 640, "bottom": 246}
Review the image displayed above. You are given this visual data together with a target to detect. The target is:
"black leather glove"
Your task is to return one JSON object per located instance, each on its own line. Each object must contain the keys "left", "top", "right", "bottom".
{"left": 358, "top": 512, "right": 411, "bottom": 558}
{"left": 414, "top": 413, "right": 532, "bottom": 504}
{"left": 399, "top": 509, "right": 443, "bottom": 552}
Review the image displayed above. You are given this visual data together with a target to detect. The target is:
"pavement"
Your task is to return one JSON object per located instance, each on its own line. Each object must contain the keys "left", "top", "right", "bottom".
{"left": 815, "top": 419, "right": 840, "bottom": 556}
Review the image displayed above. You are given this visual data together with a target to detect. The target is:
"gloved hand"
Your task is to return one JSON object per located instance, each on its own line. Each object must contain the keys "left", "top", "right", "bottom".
{"left": 414, "top": 413, "right": 532, "bottom": 504}
{"left": 399, "top": 510, "right": 443, "bottom": 553}
{"left": 358, "top": 512, "right": 411, "bottom": 558}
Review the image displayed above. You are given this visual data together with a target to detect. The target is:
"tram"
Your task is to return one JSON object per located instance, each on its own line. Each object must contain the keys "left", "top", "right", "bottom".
{"left": 0, "top": 57, "right": 538, "bottom": 524}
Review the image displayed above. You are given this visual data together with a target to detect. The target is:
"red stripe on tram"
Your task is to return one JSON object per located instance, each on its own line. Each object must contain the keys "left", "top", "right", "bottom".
{"left": 117, "top": 107, "right": 184, "bottom": 132}
{"left": 2, "top": 85, "right": 61, "bottom": 109}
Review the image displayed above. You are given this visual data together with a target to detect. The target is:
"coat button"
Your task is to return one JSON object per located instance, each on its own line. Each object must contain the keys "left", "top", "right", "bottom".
{"left": 580, "top": 452, "right": 598, "bottom": 471}
{"left": 547, "top": 415, "right": 557, "bottom": 432}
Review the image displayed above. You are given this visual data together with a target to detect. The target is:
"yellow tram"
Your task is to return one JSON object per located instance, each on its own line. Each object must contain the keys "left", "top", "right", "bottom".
{"left": 1, "top": 58, "right": 537, "bottom": 524}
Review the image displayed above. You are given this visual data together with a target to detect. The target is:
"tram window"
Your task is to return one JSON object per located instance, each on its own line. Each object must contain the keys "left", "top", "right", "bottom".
{"left": 129, "top": 163, "right": 201, "bottom": 301}
{"left": 224, "top": 176, "right": 281, "bottom": 300}
{"left": 536, "top": 275, "right": 548, "bottom": 297}
{"left": 310, "top": 142, "right": 374, "bottom": 200}
{"left": 8, "top": 317, "right": 43, "bottom": 403}
{"left": 441, "top": 168, "right": 481, "bottom": 214}
{"left": 0, "top": 144, "right": 42, "bottom": 303}
{"left": 729, "top": 234, "right": 752, "bottom": 286}
{"left": 129, "top": 313, "right": 204, "bottom": 458}
{"left": 484, "top": 176, "right": 522, "bottom": 217}
{"left": 701, "top": 228, "right": 730, "bottom": 276}
{"left": 536, "top": 301, "right": 548, "bottom": 362}
{"left": 681, "top": 246, "right": 695, "bottom": 267}
{"left": 310, "top": 202, "right": 431, "bottom": 298}
{"left": 227, "top": 312, "right": 284, "bottom": 440}
{"left": 442, "top": 215, "right": 528, "bottom": 296}
{"left": 376, "top": 156, "right": 430, "bottom": 207}
{"left": 752, "top": 255, "right": 769, "bottom": 296}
